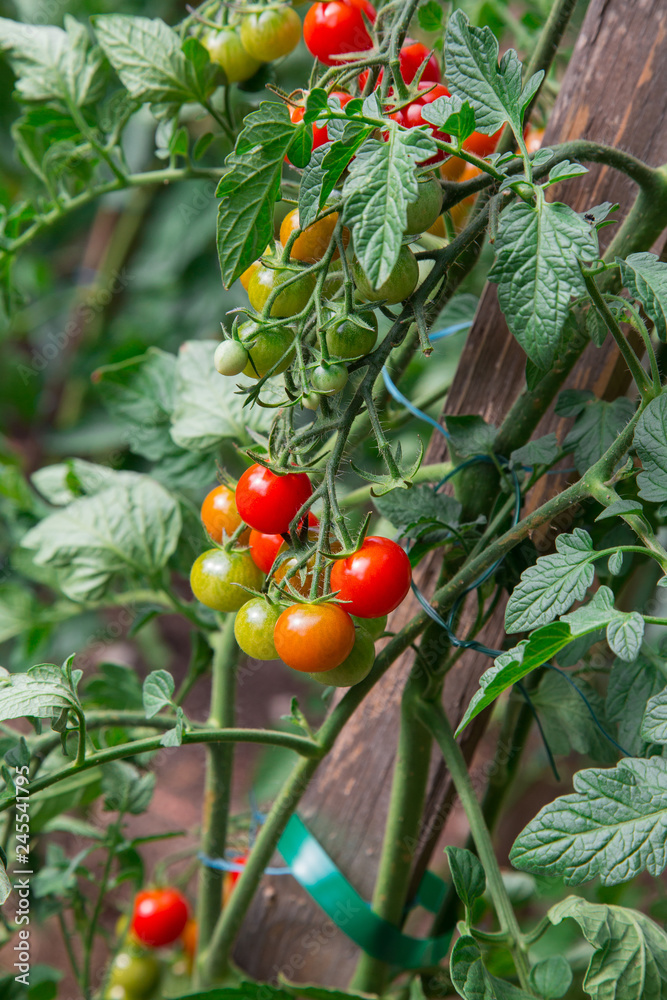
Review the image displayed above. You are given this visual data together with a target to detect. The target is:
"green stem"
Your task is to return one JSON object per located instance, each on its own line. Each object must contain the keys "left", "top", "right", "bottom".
{"left": 351, "top": 672, "right": 435, "bottom": 994}
{"left": 195, "top": 618, "right": 241, "bottom": 982}
{"left": 341, "top": 461, "right": 453, "bottom": 506}
{"left": 82, "top": 816, "right": 124, "bottom": 997}
{"left": 416, "top": 700, "right": 532, "bottom": 992}
{"left": 587, "top": 479, "right": 667, "bottom": 572}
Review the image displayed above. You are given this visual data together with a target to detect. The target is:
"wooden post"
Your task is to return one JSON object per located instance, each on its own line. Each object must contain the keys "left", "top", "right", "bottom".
{"left": 234, "top": 0, "right": 667, "bottom": 984}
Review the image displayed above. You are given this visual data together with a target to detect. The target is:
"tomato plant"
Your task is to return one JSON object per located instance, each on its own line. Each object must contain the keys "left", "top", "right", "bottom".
{"left": 280, "top": 208, "right": 348, "bottom": 264}
{"left": 389, "top": 82, "right": 452, "bottom": 165}
{"left": 323, "top": 308, "right": 378, "bottom": 358}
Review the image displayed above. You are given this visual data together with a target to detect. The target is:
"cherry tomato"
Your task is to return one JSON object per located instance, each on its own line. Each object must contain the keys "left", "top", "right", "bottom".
{"left": 303, "top": 0, "right": 376, "bottom": 66}
{"left": 181, "top": 918, "right": 197, "bottom": 961}
{"left": 405, "top": 174, "right": 442, "bottom": 234}
{"left": 358, "top": 39, "right": 439, "bottom": 89}
{"left": 249, "top": 515, "right": 320, "bottom": 573}
{"left": 309, "top": 625, "right": 375, "bottom": 686}
{"left": 109, "top": 951, "right": 161, "bottom": 998}
{"left": 247, "top": 264, "right": 315, "bottom": 318}
{"left": 190, "top": 548, "right": 264, "bottom": 612}
{"left": 236, "top": 464, "right": 313, "bottom": 534}
{"left": 331, "top": 536, "right": 412, "bottom": 617}
{"left": 201, "top": 484, "right": 250, "bottom": 545}
{"left": 525, "top": 126, "right": 545, "bottom": 153}
{"left": 352, "top": 245, "right": 418, "bottom": 304}
{"left": 427, "top": 214, "right": 446, "bottom": 237}
{"left": 302, "top": 391, "right": 321, "bottom": 410}
{"left": 223, "top": 854, "right": 248, "bottom": 907}
{"left": 130, "top": 888, "right": 189, "bottom": 949}
{"left": 274, "top": 602, "right": 356, "bottom": 672}
{"left": 205, "top": 29, "right": 262, "bottom": 84}
{"left": 390, "top": 82, "right": 451, "bottom": 166}
{"left": 280, "top": 208, "right": 349, "bottom": 264}
{"left": 311, "top": 361, "right": 348, "bottom": 394}
{"left": 239, "top": 320, "right": 295, "bottom": 378}
{"left": 234, "top": 598, "right": 282, "bottom": 659}
{"left": 214, "top": 339, "right": 249, "bottom": 377}
{"left": 323, "top": 309, "right": 377, "bottom": 358}
{"left": 289, "top": 92, "right": 352, "bottom": 157}
{"left": 441, "top": 126, "right": 505, "bottom": 180}
{"left": 273, "top": 531, "right": 342, "bottom": 597}
{"left": 240, "top": 7, "right": 301, "bottom": 61}
{"left": 449, "top": 163, "right": 482, "bottom": 232}
{"left": 352, "top": 613, "right": 387, "bottom": 639}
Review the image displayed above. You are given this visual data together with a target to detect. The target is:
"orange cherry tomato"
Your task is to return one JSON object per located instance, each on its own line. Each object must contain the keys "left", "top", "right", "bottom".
{"left": 279, "top": 208, "right": 349, "bottom": 264}
{"left": 201, "top": 484, "right": 250, "bottom": 545}
{"left": 249, "top": 515, "right": 320, "bottom": 573}
{"left": 449, "top": 163, "right": 482, "bottom": 233}
{"left": 273, "top": 603, "right": 355, "bottom": 672}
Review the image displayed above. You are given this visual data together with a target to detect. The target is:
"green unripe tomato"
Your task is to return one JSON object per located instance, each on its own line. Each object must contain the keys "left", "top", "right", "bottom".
{"left": 234, "top": 598, "right": 282, "bottom": 659}
{"left": 352, "top": 614, "right": 387, "bottom": 639}
{"left": 405, "top": 175, "right": 443, "bottom": 235}
{"left": 302, "top": 391, "right": 321, "bottom": 410}
{"left": 311, "top": 362, "right": 348, "bottom": 395}
{"left": 324, "top": 310, "right": 377, "bottom": 359}
{"left": 352, "top": 246, "right": 419, "bottom": 304}
{"left": 239, "top": 320, "right": 295, "bottom": 378}
{"left": 109, "top": 952, "right": 161, "bottom": 998}
{"left": 308, "top": 627, "right": 375, "bottom": 687}
{"left": 190, "top": 548, "right": 264, "bottom": 612}
{"left": 247, "top": 264, "right": 316, "bottom": 318}
{"left": 240, "top": 7, "right": 301, "bottom": 61}
{"left": 214, "top": 339, "right": 249, "bottom": 376}
{"left": 205, "top": 29, "right": 262, "bottom": 84}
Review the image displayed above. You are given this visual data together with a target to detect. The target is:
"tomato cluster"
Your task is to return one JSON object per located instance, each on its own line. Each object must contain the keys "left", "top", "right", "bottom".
{"left": 204, "top": 4, "right": 301, "bottom": 86}
{"left": 190, "top": 472, "right": 411, "bottom": 685}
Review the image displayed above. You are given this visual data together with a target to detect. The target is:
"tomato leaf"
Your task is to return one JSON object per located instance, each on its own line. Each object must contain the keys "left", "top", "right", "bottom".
{"left": 607, "top": 655, "right": 666, "bottom": 757}
{"left": 444, "top": 414, "right": 496, "bottom": 457}
{"left": 511, "top": 758, "right": 667, "bottom": 885}
{"left": 216, "top": 102, "right": 296, "bottom": 287}
{"left": 102, "top": 760, "right": 155, "bottom": 815}
{"left": 444, "top": 9, "right": 543, "bottom": 138}
{"left": 547, "top": 898, "right": 667, "bottom": 1000}
{"left": 505, "top": 528, "right": 595, "bottom": 633}
{"left": 445, "top": 846, "right": 486, "bottom": 910}
{"left": 418, "top": 1, "right": 444, "bottom": 33}
{"left": 619, "top": 251, "right": 667, "bottom": 341}
{"left": 641, "top": 688, "right": 667, "bottom": 744}
{"left": 143, "top": 670, "right": 175, "bottom": 718}
{"left": 451, "top": 935, "right": 534, "bottom": 999}
{"left": 634, "top": 393, "right": 667, "bottom": 501}
{"left": 421, "top": 94, "right": 476, "bottom": 144}
{"left": 0, "top": 664, "right": 80, "bottom": 725}
{"left": 20, "top": 477, "right": 181, "bottom": 602}
{"left": 0, "top": 15, "right": 106, "bottom": 106}
{"left": 562, "top": 395, "right": 635, "bottom": 475}
{"left": 343, "top": 129, "right": 436, "bottom": 289}
{"left": 531, "top": 672, "right": 617, "bottom": 763}
{"left": 510, "top": 433, "right": 559, "bottom": 468}
{"left": 488, "top": 195, "right": 599, "bottom": 368}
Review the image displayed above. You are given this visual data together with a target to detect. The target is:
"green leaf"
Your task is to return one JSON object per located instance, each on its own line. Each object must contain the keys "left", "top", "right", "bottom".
{"left": 510, "top": 433, "right": 559, "bottom": 468}
{"left": 373, "top": 485, "right": 461, "bottom": 536}
{"left": 0, "top": 585, "right": 40, "bottom": 643}
{"left": 608, "top": 550, "right": 624, "bottom": 575}
{"left": 510, "top": 756, "right": 667, "bottom": 885}
{"left": 170, "top": 340, "right": 276, "bottom": 452}
{"left": 21, "top": 477, "right": 181, "bottom": 602}
{"left": 0, "top": 15, "right": 106, "bottom": 106}
{"left": 529, "top": 957, "right": 572, "bottom": 1000}
{"left": 445, "top": 414, "right": 496, "bottom": 457}
{"left": 562, "top": 586, "right": 643, "bottom": 662}
{"left": 635, "top": 393, "right": 667, "bottom": 501}
{"left": 563, "top": 396, "right": 635, "bottom": 475}
{"left": 505, "top": 528, "right": 595, "bottom": 633}
{"left": 595, "top": 499, "right": 643, "bottom": 521}
{"left": 418, "top": 1, "right": 444, "bottom": 32}
{"left": 607, "top": 655, "right": 666, "bottom": 757}
{"left": 531, "top": 671, "right": 617, "bottom": 763}
{"left": 547, "top": 897, "right": 667, "bottom": 999}
{"left": 606, "top": 612, "right": 644, "bottom": 662}
{"left": 143, "top": 670, "right": 175, "bottom": 718}
{"left": 618, "top": 252, "right": 667, "bottom": 341}
{"left": 421, "top": 95, "right": 476, "bottom": 143}
{"left": 93, "top": 15, "right": 208, "bottom": 106}
{"left": 160, "top": 706, "right": 186, "bottom": 747}
{"left": 444, "top": 10, "right": 543, "bottom": 137}
{"left": 216, "top": 102, "right": 297, "bottom": 287}
{"left": 641, "top": 688, "right": 667, "bottom": 744}
{"left": 445, "top": 846, "right": 486, "bottom": 910}
{"left": 488, "top": 195, "right": 599, "bottom": 368}
{"left": 451, "top": 935, "right": 533, "bottom": 999}
{"left": 298, "top": 122, "right": 371, "bottom": 230}
{"left": 343, "top": 129, "right": 435, "bottom": 289}
{"left": 31, "top": 458, "right": 141, "bottom": 505}
{"left": 0, "top": 664, "right": 80, "bottom": 724}
{"left": 102, "top": 761, "right": 155, "bottom": 815}
{"left": 546, "top": 160, "right": 588, "bottom": 185}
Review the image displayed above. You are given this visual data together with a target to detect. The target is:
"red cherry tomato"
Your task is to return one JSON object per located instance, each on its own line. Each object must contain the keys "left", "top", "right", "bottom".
{"left": 236, "top": 464, "right": 313, "bottom": 534}
{"left": 249, "top": 514, "right": 320, "bottom": 573}
{"left": 274, "top": 602, "right": 356, "bottom": 672}
{"left": 130, "top": 888, "right": 189, "bottom": 949}
{"left": 330, "top": 536, "right": 412, "bottom": 618}
{"left": 359, "top": 39, "right": 440, "bottom": 90}
{"left": 289, "top": 91, "right": 352, "bottom": 159}
{"left": 303, "top": 0, "right": 376, "bottom": 66}
{"left": 390, "top": 82, "right": 451, "bottom": 166}
{"left": 228, "top": 854, "right": 247, "bottom": 889}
